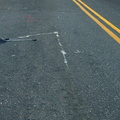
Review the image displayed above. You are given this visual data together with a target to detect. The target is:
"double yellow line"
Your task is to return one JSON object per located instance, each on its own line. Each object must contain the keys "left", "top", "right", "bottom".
{"left": 73, "top": 0, "right": 120, "bottom": 44}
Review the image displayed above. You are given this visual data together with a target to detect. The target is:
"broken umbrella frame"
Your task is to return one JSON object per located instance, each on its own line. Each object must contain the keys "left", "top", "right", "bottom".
{"left": 0, "top": 38, "right": 37, "bottom": 44}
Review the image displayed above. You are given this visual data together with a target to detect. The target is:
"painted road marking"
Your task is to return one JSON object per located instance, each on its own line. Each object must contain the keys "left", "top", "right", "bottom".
{"left": 18, "top": 32, "right": 69, "bottom": 68}
{"left": 78, "top": 0, "right": 120, "bottom": 33}
{"left": 73, "top": 0, "right": 120, "bottom": 44}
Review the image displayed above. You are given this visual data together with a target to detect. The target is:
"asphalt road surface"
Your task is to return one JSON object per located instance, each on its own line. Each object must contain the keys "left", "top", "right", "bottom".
{"left": 0, "top": 0, "right": 120, "bottom": 120}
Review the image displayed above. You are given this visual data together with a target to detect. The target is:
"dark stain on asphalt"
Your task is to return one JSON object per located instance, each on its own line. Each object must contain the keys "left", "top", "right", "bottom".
{"left": 0, "top": 38, "right": 7, "bottom": 44}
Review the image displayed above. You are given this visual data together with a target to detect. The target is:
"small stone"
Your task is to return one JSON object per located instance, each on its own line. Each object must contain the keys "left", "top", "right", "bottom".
{"left": 74, "top": 50, "right": 80, "bottom": 53}
{"left": 12, "top": 55, "right": 16, "bottom": 57}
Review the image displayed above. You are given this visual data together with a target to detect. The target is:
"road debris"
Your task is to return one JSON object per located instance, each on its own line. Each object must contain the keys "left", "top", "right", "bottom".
{"left": 0, "top": 38, "right": 37, "bottom": 44}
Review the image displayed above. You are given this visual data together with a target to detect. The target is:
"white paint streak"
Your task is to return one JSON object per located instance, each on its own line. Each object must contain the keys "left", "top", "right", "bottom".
{"left": 53, "top": 32, "right": 58, "bottom": 34}
{"left": 61, "top": 50, "right": 68, "bottom": 65}
{"left": 18, "top": 31, "right": 68, "bottom": 68}
{"left": 7, "top": 39, "right": 34, "bottom": 42}
{"left": 55, "top": 32, "right": 69, "bottom": 68}
{"left": 18, "top": 32, "right": 58, "bottom": 39}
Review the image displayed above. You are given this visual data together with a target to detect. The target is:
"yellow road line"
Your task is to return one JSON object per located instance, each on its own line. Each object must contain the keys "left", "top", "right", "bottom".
{"left": 78, "top": 0, "right": 120, "bottom": 33}
{"left": 73, "top": 0, "right": 120, "bottom": 44}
